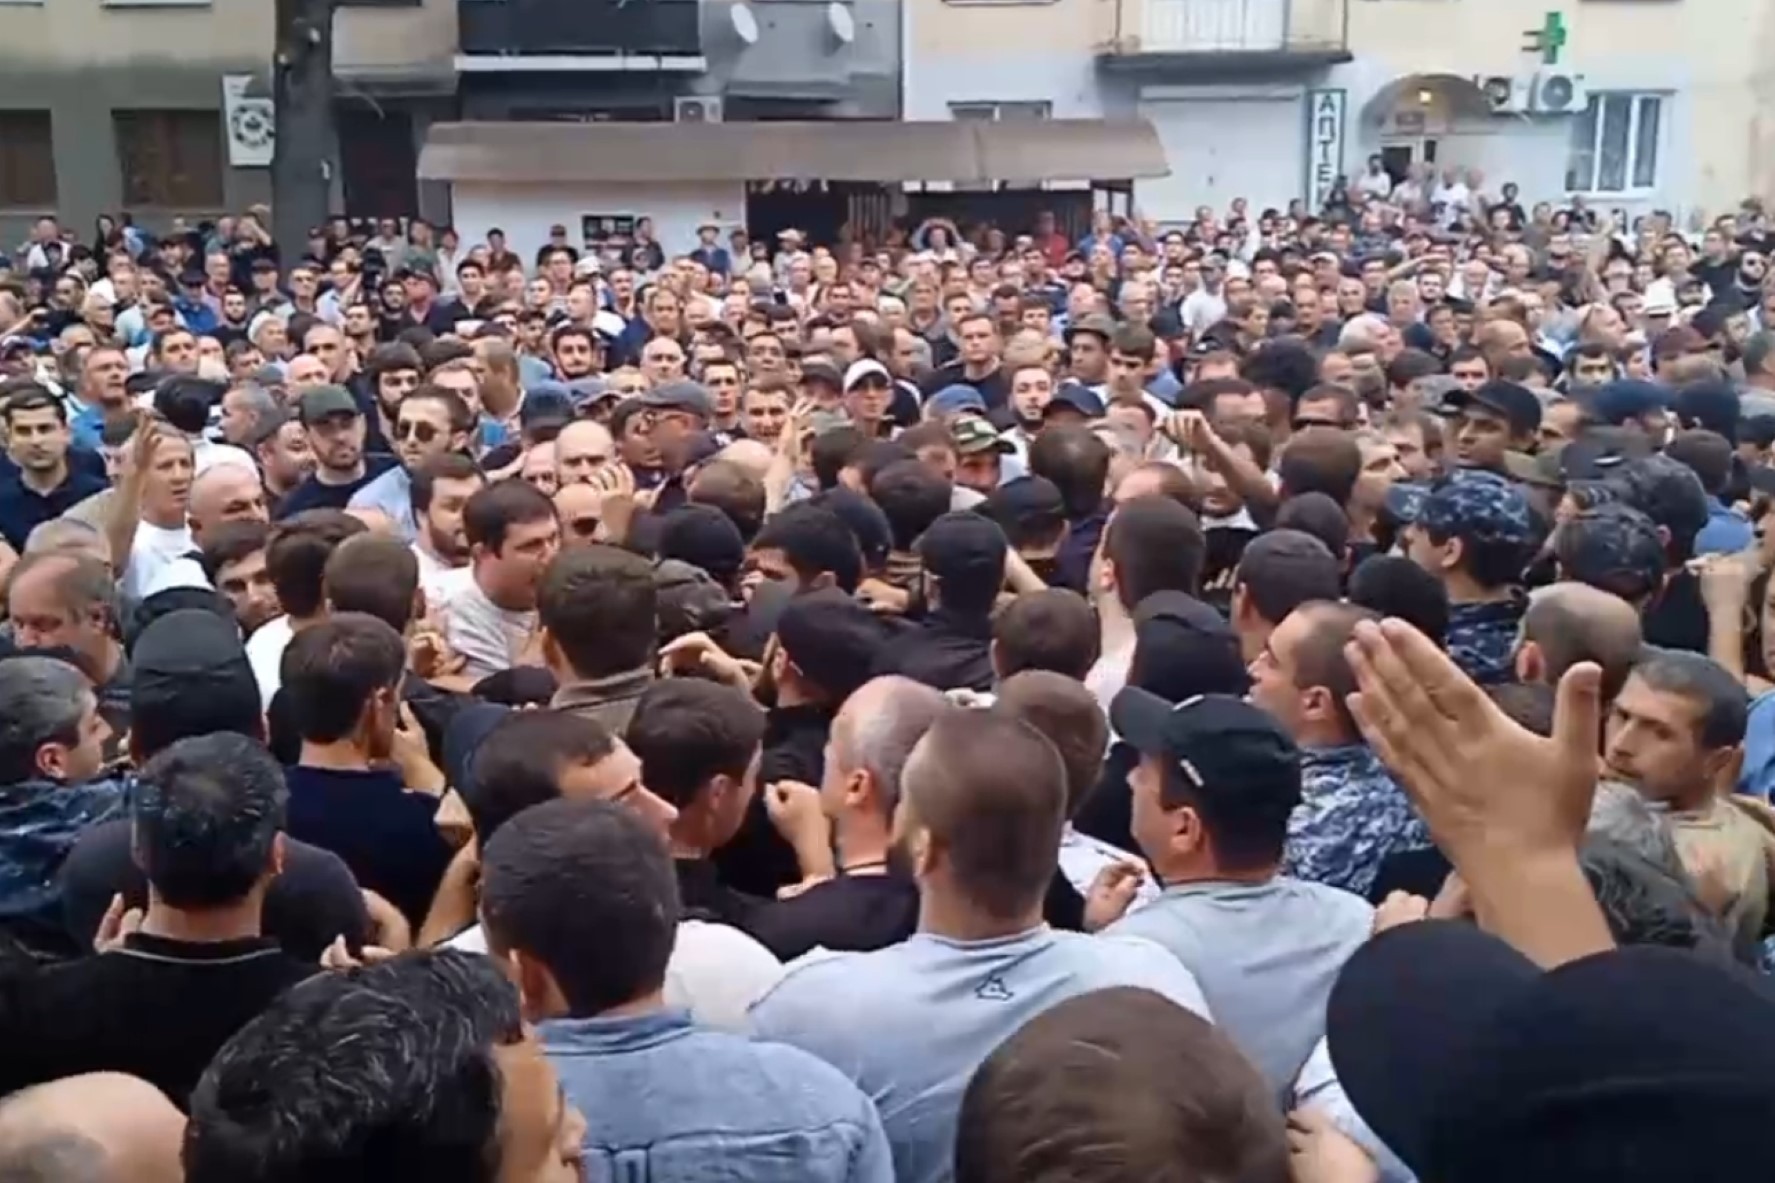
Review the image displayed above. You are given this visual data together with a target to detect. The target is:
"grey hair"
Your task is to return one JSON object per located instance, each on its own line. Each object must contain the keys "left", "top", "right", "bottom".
{"left": 1337, "top": 313, "right": 1390, "bottom": 351}
{"left": 229, "top": 382, "right": 280, "bottom": 426}
{"left": 835, "top": 676, "right": 950, "bottom": 813}
{"left": 21, "top": 519, "right": 111, "bottom": 566}
{"left": 0, "top": 657, "right": 91, "bottom": 784}
{"left": 1578, "top": 835, "right": 1737, "bottom": 966}
{"left": 1587, "top": 780, "right": 1685, "bottom": 879}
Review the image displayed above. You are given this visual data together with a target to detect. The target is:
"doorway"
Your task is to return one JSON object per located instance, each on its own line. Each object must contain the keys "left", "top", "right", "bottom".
{"left": 1379, "top": 139, "right": 1439, "bottom": 188}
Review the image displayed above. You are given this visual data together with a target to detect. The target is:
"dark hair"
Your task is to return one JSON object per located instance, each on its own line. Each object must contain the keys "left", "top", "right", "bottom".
{"left": 1385, "top": 348, "right": 1443, "bottom": 390}
{"left": 199, "top": 519, "right": 271, "bottom": 587}
{"left": 133, "top": 733, "right": 286, "bottom": 908}
{"left": 266, "top": 511, "right": 368, "bottom": 619}
{"left": 1294, "top": 382, "right": 1360, "bottom": 427}
{"left": 1028, "top": 426, "right": 1111, "bottom": 518}
{"left": 410, "top": 452, "right": 486, "bottom": 516}
{"left": 956, "top": 988, "right": 1289, "bottom": 1183}
{"left": 280, "top": 612, "right": 406, "bottom": 744}
{"left": 1104, "top": 496, "right": 1205, "bottom": 610}
{"left": 809, "top": 488, "right": 893, "bottom": 573}
{"left": 1487, "top": 681, "right": 1557, "bottom": 736}
{"left": 992, "top": 671, "right": 1108, "bottom": 819}
{"left": 809, "top": 426, "right": 868, "bottom": 491}
{"left": 462, "top": 480, "right": 556, "bottom": 555}
{"left": 1240, "top": 339, "right": 1319, "bottom": 402}
{"left": 1605, "top": 454, "right": 1710, "bottom": 564}
{"left": 1109, "top": 322, "right": 1157, "bottom": 361}
{"left": 1277, "top": 427, "right": 1362, "bottom": 505}
{"left": 537, "top": 545, "right": 657, "bottom": 678}
{"left": 1665, "top": 429, "right": 1734, "bottom": 497}
{"left": 1631, "top": 650, "right": 1750, "bottom": 749}
{"left": 1235, "top": 529, "right": 1343, "bottom": 626}
{"left": 1348, "top": 554, "right": 1450, "bottom": 644}
{"left": 1273, "top": 492, "right": 1350, "bottom": 560}
{"left": 324, "top": 534, "right": 421, "bottom": 633}
{"left": 852, "top": 440, "right": 915, "bottom": 491}
{"left": 1, "top": 384, "right": 66, "bottom": 425}
{"left": 903, "top": 711, "right": 1066, "bottom": 920}
{"left": 480, "top": 799, "right": 679, "bottom": 1017}
{"left": 751, "top": 503, "right": 863, "bottom": 593}
{"left": 0, "top": 657, "right": 89, "bottom": 785}
{"left": 868, "top": 459, "right": 952, "bottom": 552}
{"left": 626, "top": 679, "right": 765, "bottom": 809}
{"left": 185, "top": 951, "right": 524, "bottom": 1183}
{"left": 1579, "top": 836, "right": 1737, "bottom": 964}
{"left": 403, "top": 384, "right": 475, "bottom": 435}
{"left": 1289, "top": 601, "right": 1380, "bottom": 738}
{"left": 992, "top": 589, "right": 1098, "bottom": 681}
{"left": 464, "top": 710, "right": 620, "bottom": 844}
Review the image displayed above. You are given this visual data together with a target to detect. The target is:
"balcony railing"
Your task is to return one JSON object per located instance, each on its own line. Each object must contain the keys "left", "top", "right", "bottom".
{"left": 458, "top": 0, "right": 703, "bottom": 57}
{"left": 1099, "top": 0, "right": 1347, "bottom": 57}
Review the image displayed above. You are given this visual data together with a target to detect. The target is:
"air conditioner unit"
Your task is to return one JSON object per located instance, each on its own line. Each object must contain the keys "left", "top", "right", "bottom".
{"left": 674, "top": 96, "right": 724, "bottom": 124}
{"left": 1531, "top": 73, "right": 1589, "bottom": 116}
{"left": 1475, "top": 74, "right": 1531, "bottom": 115}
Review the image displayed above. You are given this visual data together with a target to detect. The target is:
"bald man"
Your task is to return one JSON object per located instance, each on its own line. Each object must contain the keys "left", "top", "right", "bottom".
{"left": 1516, "top": 581, "right": 1645, "bottom": 703}
{"left": 713, "top": 438, "right": 774, "bottom": 482}
{"left": 748, "top": 676, "right": 946, "bottom": 961}
{"left": 0, "top": 1073, "right": 183, "bottom": 1183}
{"left": 555, "top": 419, "right": 617, "bottom": 487}
{"left": 188, "top": 462, "right": 269, "bottom": 545}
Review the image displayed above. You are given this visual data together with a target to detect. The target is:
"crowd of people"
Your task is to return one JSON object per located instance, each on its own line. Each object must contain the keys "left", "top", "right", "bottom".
{"left": 0, "top": 173, "right": 1773, "bottom": 1181}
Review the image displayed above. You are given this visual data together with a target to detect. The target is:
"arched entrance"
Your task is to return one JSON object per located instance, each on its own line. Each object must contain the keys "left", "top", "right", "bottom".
{"left": 1360, "top": 73, "right": 1492, "bottom": 187}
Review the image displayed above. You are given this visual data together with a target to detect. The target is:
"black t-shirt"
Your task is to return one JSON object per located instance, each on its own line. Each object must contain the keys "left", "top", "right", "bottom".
{"left": 918, "top": 362, "right": 1010, "bottom": 412}
{"left": 0, "top": 933, "right": 314, "bottom": 1108}
{"left": 747, "top": 873, "right": 918, "bottom": 962}
{"left": 675, "top": 857, "right": 765, "bottom": 932}
{"left": 274, "top": 454, "right": 399, "bottom": 519}
{"left": 282, "top": 765, "right": 453, "bottom": 929}
{"left": 59, "top": 819, "right": 370, "bottom": 962}
{"left": 713, "top": 705, "right": 831, "bottom": 898}
{"left": 1643, "top": 568, "right": 1710, "bottom": 654}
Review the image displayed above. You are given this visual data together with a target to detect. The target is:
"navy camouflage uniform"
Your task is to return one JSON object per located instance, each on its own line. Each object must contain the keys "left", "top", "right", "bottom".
{"left": 1401, "top": 470, "right": 1540, "bottom": 686}
{"left": 1281, "top": 744, "right": 1432, "bottom": 897}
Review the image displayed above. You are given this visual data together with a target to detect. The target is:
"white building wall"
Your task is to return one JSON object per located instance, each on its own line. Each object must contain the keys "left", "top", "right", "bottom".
{"left": 447, "top": 182, "right": 749, "bottom": 262}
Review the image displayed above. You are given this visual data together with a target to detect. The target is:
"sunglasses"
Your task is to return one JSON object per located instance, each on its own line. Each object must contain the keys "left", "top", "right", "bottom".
{"left": 395, "top": 420, "right": 441, "bottom": 444}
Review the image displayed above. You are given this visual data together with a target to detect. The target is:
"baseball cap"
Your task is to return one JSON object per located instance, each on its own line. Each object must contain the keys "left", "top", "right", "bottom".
{"left": 129, "top": 609, "right": 262, "bottom": 752}
{"left": 657, "top": 504, "right": 746, "bottom": 589}
{"left": 1415, "top": 375, "right": 1467, "bottom": 415}
{"left": 573, "top": 256, "right": 602, "bottom": 278}
{"left": 1127, "top": 591, "right": 1250, "bottom": 702}
{"left": 811, "top": 487, "right": 892, "bottom": 571}
{"left": 1329, "top": 922, "right": 1775, "bottom": 1183}
{"left": 1445, "top": 380, "right": 1543, "bottom": 436}
{"left": 927, "top": 384, "right": 988, "bottom": 418}
{"left": 1110, "top": 688, "right": 1301, "bottom": 807}
{"left": 639, "top": 379, "right": 713, "bottom": 419}
{"left": 917, "top": 510, "right": 1009, "bottom": 590}
{"left": 297, "top": 384, "right": 361, "bottom": 425}
{"left": 951, "top": 416, "right": 1014, "bottom": 458}
{"left": 1391, "top": 470, "right": 1537, "bottom": 548}
{"left": 1670, "top": 380, "right": 1741, "bottom": 443}
{"left": 1641, "top": 290, "right": 1679, "bottom": 317}
{"left": 1591, "top": 379, "right": 1671, "bottom": 427}
{"left": 1554, "top": 427, "right": 1655, "bottom": 482}
{"left": 1044, "top": 382, "right": 1106, "bottom": 419}
{"left": 843, "top": 359, "right": 892, "bottom": 391}
{"left": 774, "top": 588, "right": 889, "bottom": 702}
{"left": 982, "top": 475, "right": 1065, "bottom": 536}
{"left": 565, "top": 375, "right": 616, "bottom": 409}
{"left": 519, "top": 382, "right": 575, "bottom": 433}
{"left": 801, "top": 361, "right": 844, "bottom": 392}
{"left": 1553, "top": 502, "right": 1667, "bottom": 602}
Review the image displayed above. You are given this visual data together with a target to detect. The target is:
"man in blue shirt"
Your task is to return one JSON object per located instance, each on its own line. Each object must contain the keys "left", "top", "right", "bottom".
{"left": 0, "top": 386, "right": 109, "bottom": 551}
{"left": 1668, "top": 429, "right": 1755, "bottom": 555}
{"left": 689, "top": 223, "right": 732, "bottom": 277}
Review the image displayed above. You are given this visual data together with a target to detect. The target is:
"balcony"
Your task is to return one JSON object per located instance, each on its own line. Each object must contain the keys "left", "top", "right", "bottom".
{"left": 1096, "top": 0, "right": 1348, "bottom": 69}
{"left": 457, "top": 0, "right": 703, "bottom": 61}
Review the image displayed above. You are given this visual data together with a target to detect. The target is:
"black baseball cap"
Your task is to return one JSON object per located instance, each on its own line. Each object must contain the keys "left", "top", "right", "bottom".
{"left": 1111, "top": 688, "right": 1299, "bottom": 801}
{"left": 1045, "top": 382, "right": 1106, "bottom": 420}
{"left": 801, "top": 361, "right": 844, "bottom": 392}
{"left": 297, "top": 384, "right": 361, "bottom": 425}
{"left": 1445, "top": 379, "right": 1542, "bottom": 436}
{"left": 1330, "top": 922, "right": 1775, "bottom": 1183}
{"left": 982, "top": 476, "right": 1066, "bottom": 536}
{"left": 774, "top": 588, "right": 889, "bottom": 702}
{"left": 917, "top": 510, "right": 1008, "bottom": 591}
{"left": 519, "top": 382, "right": 575, "bottom": 433}
{"left": 638, "top": 379, "right": 713, "bottom": 419}
{"left": 130, "top": 608, "right": 262, "bottom": 754}
{"left": 1128, "top": 591, "right": 1250, "bottom": 701}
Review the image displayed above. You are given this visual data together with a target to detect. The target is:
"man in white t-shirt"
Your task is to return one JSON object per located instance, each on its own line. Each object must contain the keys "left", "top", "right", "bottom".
{"left": 439, "top": 479, "right": 560, "bottom": 682}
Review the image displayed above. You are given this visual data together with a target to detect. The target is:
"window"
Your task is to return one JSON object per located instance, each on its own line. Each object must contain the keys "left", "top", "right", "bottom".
{"left": 1565, "top": 93, "right": 1662, "bottom": 194}
{"left": 113, "top": 110, "right": 224, "bottom": 208}
{"left": 0, "top": 112, "right": 55, "bottom": 207}
{"left": 947, "top": 102, "right": 1053, "bottom": 121}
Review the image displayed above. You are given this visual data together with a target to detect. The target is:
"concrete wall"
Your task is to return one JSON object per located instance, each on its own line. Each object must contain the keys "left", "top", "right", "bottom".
{"left": 449, "top": 180, "right": 749, "bottom": 262}
{"left": 903, "top": 0, "right": 1104, "bottom": 119}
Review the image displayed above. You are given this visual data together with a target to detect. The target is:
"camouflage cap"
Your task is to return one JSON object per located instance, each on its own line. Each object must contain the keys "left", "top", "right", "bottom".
{"left": 1553, "top": 502, "right": 1667, "bottom": 603}
{"left": 1408, "top": 470, "right": 1538, "bottom": 547}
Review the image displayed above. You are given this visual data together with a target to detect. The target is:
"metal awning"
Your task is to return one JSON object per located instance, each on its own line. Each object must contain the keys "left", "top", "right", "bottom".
{"left": 417, "top": 119, "right": 1169, "bottom": 185}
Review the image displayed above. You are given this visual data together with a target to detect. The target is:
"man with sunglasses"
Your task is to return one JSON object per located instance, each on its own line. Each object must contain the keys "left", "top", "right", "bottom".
{"left": 350, "top": 384, "right": 473, "bottom": 542}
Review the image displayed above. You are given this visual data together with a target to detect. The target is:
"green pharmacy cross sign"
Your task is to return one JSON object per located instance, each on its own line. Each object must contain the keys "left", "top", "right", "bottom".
{"left": 1523, "top": 11, "right": 1568, "bottom": 65}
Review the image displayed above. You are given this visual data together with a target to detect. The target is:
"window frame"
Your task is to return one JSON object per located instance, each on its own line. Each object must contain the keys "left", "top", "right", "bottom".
{"left": 1565, "top": 91, "right": 1664, "bottom": 197}
{"left": 946, "top": 101, "right": 1054, "bottom": 122}
{"left": 113, "top": 108, "right": 226, "bottom": 211}
{"left": 0, "top": 110, "right": 57, "bottom": 209}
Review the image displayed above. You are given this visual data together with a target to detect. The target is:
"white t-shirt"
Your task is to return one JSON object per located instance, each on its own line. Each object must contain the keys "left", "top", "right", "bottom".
{"left": 123, "top": 520, "right": 197, "bottom": 604}
{"left": 450, "top": 921, "right": 783, "bottom": 1033}
{"left": 439, "top": 577, "right": 535, "bottom": 682}
{"left": 246, "top": 614, "right": 295, "bottom": 711}
{"left": 413, "top": 545, "right": 471, "bottom": 611}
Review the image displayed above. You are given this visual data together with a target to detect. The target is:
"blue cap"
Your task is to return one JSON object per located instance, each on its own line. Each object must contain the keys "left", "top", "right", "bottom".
{"left": 1044, "top": 382, "right": 1106, "bottom": 419}
{"left": 1590, "top": 379, "right": 1671, "bottom": 427}
{"left": 1395, "top": 470, "right": 1537, "bottom": 547}
{"left": 927, "top": 384, "right": 988, "bottom": 417}
{"left": 1554, "top": 503, "right": 1667, "bottom": 602}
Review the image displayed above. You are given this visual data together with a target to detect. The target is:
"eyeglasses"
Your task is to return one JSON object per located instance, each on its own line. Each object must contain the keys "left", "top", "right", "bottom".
{"left": 395, "top": 420, "right": 440, "bottom": 444}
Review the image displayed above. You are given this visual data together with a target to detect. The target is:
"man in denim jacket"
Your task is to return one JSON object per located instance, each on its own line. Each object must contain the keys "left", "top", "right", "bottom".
{"left": 480, "top": 796, "right": 893, "bottom": 1183}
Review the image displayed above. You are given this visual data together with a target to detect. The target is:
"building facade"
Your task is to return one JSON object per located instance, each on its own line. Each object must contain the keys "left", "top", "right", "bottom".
{"left": 904, "top": 0, "right": 1775, "bottom": 226}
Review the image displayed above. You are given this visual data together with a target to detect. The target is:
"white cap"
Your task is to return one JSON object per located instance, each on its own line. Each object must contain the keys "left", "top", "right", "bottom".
{"left": 574, "top": 256, "right": 603, "bottom": 278}
{"left": 843, "top": 359, "right": 892, "bottom": 391}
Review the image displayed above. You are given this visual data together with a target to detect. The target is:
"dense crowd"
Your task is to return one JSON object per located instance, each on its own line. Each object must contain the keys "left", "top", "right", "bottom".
{"left": 0, "top": 176, "right": 1772, "bottom": 1181}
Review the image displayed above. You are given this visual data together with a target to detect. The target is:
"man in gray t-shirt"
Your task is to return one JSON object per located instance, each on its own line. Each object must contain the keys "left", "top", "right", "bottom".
{"left": 750, "top": 708, "right": 1211, "bottom": 1183}
{"left": 1100, "top": 687, "right": 1374, "bottom": 1097}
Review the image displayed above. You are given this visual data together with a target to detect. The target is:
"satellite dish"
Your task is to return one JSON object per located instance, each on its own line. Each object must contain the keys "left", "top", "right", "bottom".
{"left": 731, "top": 3, "right": 759, "bottom": 45}
{"left": 827, "top": 1, "right": 855, "bottom": 44}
